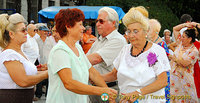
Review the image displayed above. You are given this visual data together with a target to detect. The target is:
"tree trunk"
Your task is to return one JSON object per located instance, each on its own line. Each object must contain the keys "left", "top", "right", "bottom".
{"left": 27, "top": 0, "right": 32, "bottom": 24}
{"left": 15, "top": 0, "right": 21, "bottom": 13}
{"left": 38, "top": 0, "right": 42, "bottom": 12}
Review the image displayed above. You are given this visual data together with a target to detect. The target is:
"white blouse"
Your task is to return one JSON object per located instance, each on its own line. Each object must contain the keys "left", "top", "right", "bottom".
{"left": 113, "top": 43, "right": 171, "bottom": 103}
{"left": 0, "top": 49, "right": 37, "bottom": 89}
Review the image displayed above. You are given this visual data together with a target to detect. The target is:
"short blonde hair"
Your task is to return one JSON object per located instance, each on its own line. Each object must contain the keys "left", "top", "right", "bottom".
{"left": 123, "top": 8, "right": 149, "bottom": 32}
{"left": 0, "top": 13, "right": 26, "bottom": 48}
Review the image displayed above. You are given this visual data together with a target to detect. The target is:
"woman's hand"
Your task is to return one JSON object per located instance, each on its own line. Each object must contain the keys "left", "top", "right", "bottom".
{"left": 120, "top": 91, "right": 139, "bottom": 103}
{"left": 89, "top": 78, "right": 95, "bottom": 85}
{"left": 37, "top": 70, "right": 48, "bottom": 79}
{"left": 169, "top": 54, "right": 178, "bottom": 63}
{"left": 169, "top": 55, "right": 183, "bottom": 66}
{"left": 190, "top": 22, "right": 200, "bottom": 28}
{"left": 168, "top": 42, "right": 177, "bottom": 52}
{"left": 37, "top": 64, "right": 47, "bottom": 71}
{"left": 102, "top": 88, "right": 118, "bottom": 101}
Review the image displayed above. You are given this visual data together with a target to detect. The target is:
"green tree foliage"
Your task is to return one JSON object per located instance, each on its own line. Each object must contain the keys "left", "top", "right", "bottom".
{"left": 86, "top": 0, "right": 180, "bottom": 37}
{"left": 166, "top": 0, "right": 200, "bottom": 23}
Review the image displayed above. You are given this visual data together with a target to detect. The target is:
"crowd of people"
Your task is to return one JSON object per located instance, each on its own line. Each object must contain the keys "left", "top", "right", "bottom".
{"left": 0, "top": 5, "right": 200, "bottom": 103}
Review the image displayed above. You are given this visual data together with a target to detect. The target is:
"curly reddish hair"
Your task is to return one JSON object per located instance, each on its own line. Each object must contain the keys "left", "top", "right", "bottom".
{"left": 54, "top": 8, "right": 85, "bottom": 38}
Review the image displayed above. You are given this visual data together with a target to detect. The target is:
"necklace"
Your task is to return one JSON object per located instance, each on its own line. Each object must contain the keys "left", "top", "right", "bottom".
{"left": 154, "top": 36, "right": 159, "bottom": 43}
{"left": 130, "top": 41, "right": 148, "bottom": 57}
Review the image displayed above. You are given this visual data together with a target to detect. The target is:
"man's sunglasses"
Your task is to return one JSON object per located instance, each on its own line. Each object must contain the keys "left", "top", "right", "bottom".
{"left": 34, "top": 29, "right": 38, "bottom": 32}
{"left": 96, "top": 19, "right": 106, "bottom": 24}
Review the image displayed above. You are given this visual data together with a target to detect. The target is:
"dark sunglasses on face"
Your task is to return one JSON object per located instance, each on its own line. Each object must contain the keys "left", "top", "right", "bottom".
{"left": 96, "top": 19, "right": 105, "bottom": 24}
{"left": 34, "top": 29, "right": 38, "bottom": 32}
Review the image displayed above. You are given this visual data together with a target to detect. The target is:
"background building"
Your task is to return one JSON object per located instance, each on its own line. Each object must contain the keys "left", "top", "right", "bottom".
{"left": 0, "top": 0, "right": 85, "bottom": 23}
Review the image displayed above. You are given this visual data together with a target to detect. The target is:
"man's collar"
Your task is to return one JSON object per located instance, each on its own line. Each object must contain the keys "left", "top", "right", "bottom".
{"left": 98, "top": 29, "right": 117, "bottom": 41}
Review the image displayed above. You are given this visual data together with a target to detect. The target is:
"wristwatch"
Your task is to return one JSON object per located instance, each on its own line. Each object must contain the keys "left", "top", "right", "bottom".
{"left": 135, "top": 89, "right": 142, "bottom": 96}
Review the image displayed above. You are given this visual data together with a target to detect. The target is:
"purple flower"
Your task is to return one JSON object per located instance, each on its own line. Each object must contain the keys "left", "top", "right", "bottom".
{"left": 147, "top": 52, "right": 158, "bottom": 67}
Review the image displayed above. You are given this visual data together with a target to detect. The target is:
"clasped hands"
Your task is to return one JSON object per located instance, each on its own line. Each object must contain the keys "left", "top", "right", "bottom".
{"left": 103, "top": 89, "right": 140, "bottom": 103}
{"left": 37, "top": 64, "right": 48, "bottom": 71}
{"left": 119, "top": 91, "right": 140, "bottom": 103}
{"left": 103, "top": 87, "right": 117, "bottom": 103}
{"left": 184, "top": 22, "right": 200, "bottom": 28}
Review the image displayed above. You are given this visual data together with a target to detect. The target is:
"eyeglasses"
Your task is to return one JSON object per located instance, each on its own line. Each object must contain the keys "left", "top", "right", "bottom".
{"left": 125, "top": 29, "right": 140, "bottom": 36}
{"left": 96, "top": 19, "right": 106, "bottom": 24}
{"left": 34, "top": 29, "right": 38, "bottom": 32}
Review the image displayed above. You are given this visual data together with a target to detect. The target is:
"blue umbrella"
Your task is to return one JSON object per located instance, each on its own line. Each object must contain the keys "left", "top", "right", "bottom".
{"left": 38, "top": 6, "right": 125, "bottom": 23}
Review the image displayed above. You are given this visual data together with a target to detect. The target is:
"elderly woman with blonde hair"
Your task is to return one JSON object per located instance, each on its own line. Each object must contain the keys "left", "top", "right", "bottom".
{"left": 0, "top": 13, "right": 48, "bottom": 103}
{"left": 102, "top": 7, "right": 170, "bottom": 103}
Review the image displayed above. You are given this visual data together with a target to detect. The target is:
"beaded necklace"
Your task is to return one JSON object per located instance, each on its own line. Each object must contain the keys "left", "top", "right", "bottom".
{"left": 130, "top": 41, "right": 148, "bottom": 57}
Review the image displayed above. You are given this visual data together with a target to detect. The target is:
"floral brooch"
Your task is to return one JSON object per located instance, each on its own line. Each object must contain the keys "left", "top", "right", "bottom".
{"left": 147, "top": 52, "right": 158, "bottom": 67}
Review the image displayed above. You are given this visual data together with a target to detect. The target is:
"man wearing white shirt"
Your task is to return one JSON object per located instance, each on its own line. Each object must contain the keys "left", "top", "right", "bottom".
{"left": 87, "top": 7, "right": 127, "bottom": 102}
{"left": 21, "top": 24, "right": 39, "bottom": 64}
{"left": 35, "top": 25, "right": 55, "bottom": 99}
{"left": 36, "top": 25, "right": 55, "bottom": 64}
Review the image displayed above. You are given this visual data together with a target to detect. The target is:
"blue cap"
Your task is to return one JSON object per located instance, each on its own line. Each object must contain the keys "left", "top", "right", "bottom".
{"left": 39, "top": 26, "right": 49, "bottom": 31}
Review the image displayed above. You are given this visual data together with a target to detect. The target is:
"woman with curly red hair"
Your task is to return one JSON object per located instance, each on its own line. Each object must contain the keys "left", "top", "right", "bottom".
{"left": 46, "top": 8, "right": 117, "bottom": 103}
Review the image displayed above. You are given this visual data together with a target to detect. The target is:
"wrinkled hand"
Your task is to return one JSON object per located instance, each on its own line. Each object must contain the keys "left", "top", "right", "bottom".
{"left": 120, "top": 91, "right": 139, "bottom": 103}
{"left": 169, "top": 54, "right": 177, "bottom": 63}
{"left": 190, "top": 22, "right": 199, "bottom": 27}
{"left": 103, "top": 88, "right": 118, "bottom": 101}
{"left": 184, "top": 22, "right": 193, "bottom": 28}
{"left": 37, "top": 64, "right": 48, "bottom": 71}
